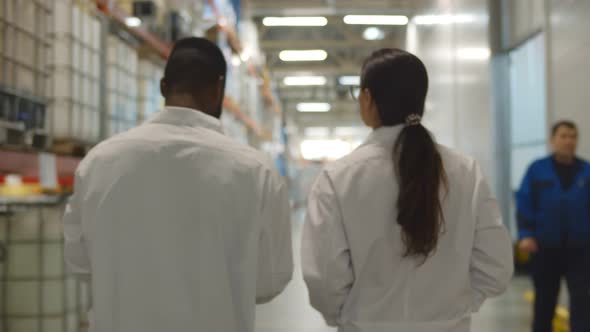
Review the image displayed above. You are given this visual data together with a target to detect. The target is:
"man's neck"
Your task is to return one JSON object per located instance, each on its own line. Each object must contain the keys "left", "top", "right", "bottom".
{"left": 554, "top": 153, "right": 576, "bottom": 165}
{"left": 166, "top": 102, "right": 200, "bottom": 111}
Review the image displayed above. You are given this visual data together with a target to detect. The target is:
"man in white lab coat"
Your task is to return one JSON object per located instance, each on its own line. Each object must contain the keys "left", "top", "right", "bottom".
{"left": 63, "top": 37, "right": 293, "bottom": 332}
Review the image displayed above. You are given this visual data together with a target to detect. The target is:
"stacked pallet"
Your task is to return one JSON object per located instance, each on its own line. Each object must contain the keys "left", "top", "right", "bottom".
{"left": 107, "top": 36, "right": 139, "bottom": 137}
{"left": 0, "top": 0, "right": 52, "bottom": 137}
{"left": 48, "top": 0, "right": 102, "bottom": 143}
{"left": 137, "top": 59, "right": 164, "bottom": 123}
{"left": 0, "top": 206, "right": 91, "bottom": 332}
{"left": 0, "top": 0, "right": 51, "bottom": 98}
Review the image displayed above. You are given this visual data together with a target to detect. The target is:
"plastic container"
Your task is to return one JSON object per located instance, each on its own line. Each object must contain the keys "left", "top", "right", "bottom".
{"left": 0, "top": 0, "right": 51, "bottom": 98}
{"left": 106, "top": 35, "right": 139, "bottom": 136}
{"left": 137, "top": 59, "right": 164, "bottom": 122}
{"left": 48, "top": 0, "right": 103, "bottom": 142}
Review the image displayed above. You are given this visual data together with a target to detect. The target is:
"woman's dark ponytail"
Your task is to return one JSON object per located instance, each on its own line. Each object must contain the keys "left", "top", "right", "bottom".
{"left": 362, "top": 49, "right": 447, "bottom": 259}
{"left": 394, "top": 123, "right": 446, "bottom": 258}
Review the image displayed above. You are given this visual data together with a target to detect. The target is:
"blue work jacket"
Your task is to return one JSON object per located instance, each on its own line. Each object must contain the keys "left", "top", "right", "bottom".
{"left": 516, "top": 156, "right": 590, "bottom": 247}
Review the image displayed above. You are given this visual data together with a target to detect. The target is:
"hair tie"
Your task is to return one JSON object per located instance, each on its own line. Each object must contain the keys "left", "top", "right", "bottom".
{"left": 405, "top": 114, "right": 422, "bottom": 127}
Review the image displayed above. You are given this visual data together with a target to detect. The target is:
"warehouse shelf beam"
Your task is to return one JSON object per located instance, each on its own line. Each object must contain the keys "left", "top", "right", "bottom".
{"left": 224, "top": 97, "right": 272, "bottom": 140}
{"left": 0, "top": 149, "right": 80, "bottom": 189}
{"left": 94, "top": 0, "right": 172, "bottom": 58}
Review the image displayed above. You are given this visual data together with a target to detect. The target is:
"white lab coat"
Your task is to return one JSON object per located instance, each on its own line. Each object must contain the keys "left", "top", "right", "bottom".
{"left": 302, "top": 125, "right": 514, "bottom": 332}
{"left": 64, "top": 107, "right": 293, "bottom": 332}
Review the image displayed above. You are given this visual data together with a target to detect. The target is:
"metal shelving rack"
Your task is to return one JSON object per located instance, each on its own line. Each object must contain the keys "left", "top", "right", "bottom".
{"left": 0, "top": 197, "right": 91, "bottom": 332}
{"left": 0, "top": 0, "right": 52, "bottom": 148}
{"left": 0, "top": 2, "right": 286, "bottom": 332}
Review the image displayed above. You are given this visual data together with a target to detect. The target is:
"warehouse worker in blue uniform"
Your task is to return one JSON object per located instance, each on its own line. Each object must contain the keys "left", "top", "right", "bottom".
{"left": 517, "top": 121, "right": 590, "bottom": 332}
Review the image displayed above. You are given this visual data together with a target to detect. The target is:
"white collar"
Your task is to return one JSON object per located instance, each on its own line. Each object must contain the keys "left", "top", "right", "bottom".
{"left": 148, "top": 106, "right": 223, "bottom": 133}
{"left": 362, "top": 125, "right": 405, "bottom": 148}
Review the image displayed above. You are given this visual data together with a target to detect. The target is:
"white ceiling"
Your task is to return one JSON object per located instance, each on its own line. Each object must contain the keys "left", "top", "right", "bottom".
{"left": 247, "top": 0, "right": 434, "bottom": 130}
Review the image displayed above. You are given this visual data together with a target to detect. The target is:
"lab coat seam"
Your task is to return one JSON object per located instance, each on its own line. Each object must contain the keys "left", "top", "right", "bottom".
{"left": 324, "top": 172, "right": 354, "bottom": 320}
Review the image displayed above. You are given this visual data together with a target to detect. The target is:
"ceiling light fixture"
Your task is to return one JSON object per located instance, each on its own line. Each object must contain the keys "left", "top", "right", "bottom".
{"left": 125, "top": 17, "right": 142, "bottom": 27}
{"left": 413, "top": 14, "right": 476, "bottom": 25}
{"left": 263, "top": 16, "right": 328, "bottom": 27}
{"left": 338, "top": 76, "right": 361, "bottom": 86}
{"left": 279, "top": 50, "right": 328, "bottom": 62}
{"left": 363, "top": 27, "right": 386, "bottom": 41}
{"left": 456, "top": 47, "right": 491, "bottom": 61}
{"left": 283, "top": 76, "right": 328, "bottom": 86}
{"left": 343, "top": 15, "right": 409, "bottom": 26}
{"left": 297, "top": 103, "right": 332, "bottom": 113}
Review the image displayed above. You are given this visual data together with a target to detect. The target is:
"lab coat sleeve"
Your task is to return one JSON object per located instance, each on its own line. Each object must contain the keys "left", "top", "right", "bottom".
{"left": 256, "top": 172, "right": 293, "bottom": 304}
{"left": 470, "top": 163, "right": 514, "bottom": 312}
{"left": 63, "top": 171, "right": 91, "bottom": 280}
{"left": 515, "top": 165, "right": 536, "bottom": 240}
{"left": 301, "top": 171, "right": 354, "bottom": 326}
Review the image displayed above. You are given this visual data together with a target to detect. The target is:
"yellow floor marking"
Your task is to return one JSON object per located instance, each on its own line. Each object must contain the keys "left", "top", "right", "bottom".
{"left": 523, "top": 290, "right": 570, "bottom": 332}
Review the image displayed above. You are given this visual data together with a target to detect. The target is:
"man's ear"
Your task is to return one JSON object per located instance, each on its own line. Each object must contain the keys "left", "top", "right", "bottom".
{"left": 160, "top": 79, "right": 168, "bottom": 98}
{"left": 216, "top": 76, "right": 225, "bottom": 101}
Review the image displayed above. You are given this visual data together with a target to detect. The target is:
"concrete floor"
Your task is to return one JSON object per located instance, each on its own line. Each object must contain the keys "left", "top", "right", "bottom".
{"left": 256, "top": 216, "right": 534, "bottom": 332}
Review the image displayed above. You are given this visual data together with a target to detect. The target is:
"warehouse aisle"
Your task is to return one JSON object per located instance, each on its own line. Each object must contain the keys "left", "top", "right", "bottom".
{"left": 255, "top": 211, "right": 336, "bottom": 332}
{"left": 255, "top": 212, "right": 532, "bottom": 332}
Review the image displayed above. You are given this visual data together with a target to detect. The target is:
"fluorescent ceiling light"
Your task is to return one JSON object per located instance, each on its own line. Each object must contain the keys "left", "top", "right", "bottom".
{"left": 343, "top": 15, "right": 409, "bottom": 26}
{"left": 283, "top": 76, "right": 327, "bottom": 86}
{"left": 297, "top": 103, "right": 331, "bottom": 113}
{"left": 125, "top": 17, "right": 142, "bottom": 27}
{"left": 363, "top": 27, "right": 385, "bottom": 41}
{"left": 414, "top": 14, "right": 476, "bottom": 25}
{"left": 263, "top": 16, "right": 328, "bottom": 27}
{"left": 457, "top": 47, "right": 490, "bottom": 60}
{"left": 339, "top": 76, "right": 361, "bottom": 86}
{"left": 300, "top": 139, "right": 353, "bottom": 160}
{"left": 279, "top": 50, "right": 328, "bottom": 62}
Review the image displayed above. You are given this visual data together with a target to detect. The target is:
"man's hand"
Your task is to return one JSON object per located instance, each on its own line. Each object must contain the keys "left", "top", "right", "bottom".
{"left": 519, "top": 237, "right": 538, "bottom": 254}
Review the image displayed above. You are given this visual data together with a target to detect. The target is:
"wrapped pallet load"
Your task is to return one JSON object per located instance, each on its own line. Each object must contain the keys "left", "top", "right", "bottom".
{"left": 0, "top": 0, "right": 51, "bottom": 97}
{"left": 48, "top": 0, "right": 103, "bottom": 143}
{"left": 107, "top": 35, "right": 139, "bottom": 137}
{"left": 0, "top": 205, "right": 92, "bottom": 332}
{"left": 0, "top": 0, "right": 52, "bottom": 142}
{"left": 137, "top": 59, "right": 164, "bottom": 123}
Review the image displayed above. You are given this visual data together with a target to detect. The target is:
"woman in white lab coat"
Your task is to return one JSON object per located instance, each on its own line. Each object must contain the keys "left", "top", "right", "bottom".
{"left": 301, "top": 49, "right": 514, "bottom": 332}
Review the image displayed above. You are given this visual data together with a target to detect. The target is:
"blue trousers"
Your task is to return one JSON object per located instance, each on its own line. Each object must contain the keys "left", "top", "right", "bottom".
{"left": 531, "top": 247, "right": 590, "bottom": 332}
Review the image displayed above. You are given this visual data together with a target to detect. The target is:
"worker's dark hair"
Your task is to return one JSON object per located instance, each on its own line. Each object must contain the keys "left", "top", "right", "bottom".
{"left": 361, "top": 48, "right": 447, "bottom": 259}
{"left": 163, "top": 37, "right": 227, "bottom": 95}
{"left": 551, "top": 120, "right": 577, "bottom": 137}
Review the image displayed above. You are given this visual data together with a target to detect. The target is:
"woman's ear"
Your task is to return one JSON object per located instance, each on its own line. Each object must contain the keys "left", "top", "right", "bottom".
{"left": 364, "top": 90, "right": 382, "bottom": 128}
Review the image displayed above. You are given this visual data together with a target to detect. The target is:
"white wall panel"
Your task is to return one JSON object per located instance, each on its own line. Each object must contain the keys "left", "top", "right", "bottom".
{"left": 548, "top": 0, "right": 590, "bottom": 158}
{"left": 411, "top": 0, "right": 494, "bottom": 178}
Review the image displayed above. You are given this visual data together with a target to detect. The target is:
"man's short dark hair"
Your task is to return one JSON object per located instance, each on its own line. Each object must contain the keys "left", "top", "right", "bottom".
{"left": 552, "top": 120, "right": 577, "bottom": 137}
{"left": 163, "top": 37, "right": 227, "bottom": 95}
